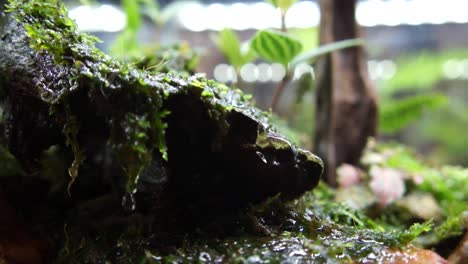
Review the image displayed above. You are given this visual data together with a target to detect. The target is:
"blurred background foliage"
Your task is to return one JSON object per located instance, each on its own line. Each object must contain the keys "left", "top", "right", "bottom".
{"left": 63, "top": 0, "right": 468, "bottom": 166}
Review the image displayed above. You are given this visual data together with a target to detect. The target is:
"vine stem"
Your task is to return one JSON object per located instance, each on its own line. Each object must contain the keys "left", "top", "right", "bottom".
{"left": 271, "top": 73, "right": 291, "bottom": 113}
{"left": 271, "top": 10, "right": 289, "bottom": 113}
{"left": 281, "top": 10, "right": 287, "bottom": 33}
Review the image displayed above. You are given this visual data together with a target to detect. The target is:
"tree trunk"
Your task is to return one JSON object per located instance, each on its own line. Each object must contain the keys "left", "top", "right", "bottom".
{"left": 314, "top": 0, "right": 378, "bottom": 186}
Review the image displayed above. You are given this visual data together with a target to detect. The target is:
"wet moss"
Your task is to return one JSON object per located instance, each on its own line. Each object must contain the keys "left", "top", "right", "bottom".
{"left": 43, "top": 187, "right": 434, "bottom": 263}
{"left": 3, "top": 0, "right": 266, "bottom": 194}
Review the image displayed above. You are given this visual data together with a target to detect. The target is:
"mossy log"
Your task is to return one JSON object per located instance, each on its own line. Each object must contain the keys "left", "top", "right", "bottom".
{"left": 0, "top": 0, "right": 323, "bottom": 210}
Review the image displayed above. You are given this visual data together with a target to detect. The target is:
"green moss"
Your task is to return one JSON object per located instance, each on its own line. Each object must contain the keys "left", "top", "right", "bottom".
{"left": 63, "top": 114, "right": 85, "bottom": 195}
{"left": 377, "top": 144, "right": 468, "bottom": 216}
{"left": 6, "top": 0, "right": 100, "bottom": 65}
{"left": 48, "top": 188, "right": 435, "bottom": 263}
{"left": 434, "top": 213, "right": 466, "bottom": 240}
{"left": 358, "top": 142, "right": 467, "bottom": 248}
{"left": 4, "top": 0, "right": 258, "bottom": 193}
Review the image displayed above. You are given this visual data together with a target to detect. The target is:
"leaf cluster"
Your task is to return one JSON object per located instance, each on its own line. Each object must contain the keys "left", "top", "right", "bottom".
{"left": 379, "top": 93, "right": 447, "bottom": 134}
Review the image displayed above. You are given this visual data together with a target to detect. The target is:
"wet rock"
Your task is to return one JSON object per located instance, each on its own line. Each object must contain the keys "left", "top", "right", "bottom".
{"left": 396, "top": 192, "right": 442, "bottom": 221}
{"left": 335, "top": 185, "right": 375, "bottom": 210}
{"left": 379, "top": 246, "right": 447, "bottom": 264}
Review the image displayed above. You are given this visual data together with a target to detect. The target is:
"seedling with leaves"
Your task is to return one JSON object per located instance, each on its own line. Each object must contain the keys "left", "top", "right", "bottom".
{"left": 214, "top": 0, "right": 363, "bottom": 112}
{"left": 110, "top": 0, "right": 186, "bottom": 62}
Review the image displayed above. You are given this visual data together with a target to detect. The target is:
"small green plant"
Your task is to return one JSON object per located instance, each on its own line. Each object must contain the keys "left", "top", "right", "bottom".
{"left": 376, "top": 50, "right": 468, "bottom": 137}
{"left": 379, "top": 93, "right": 447, "bottom": 134}
{"left": 109, "top": 0, "right": 189, "bottom": 63}
{"left": 110, "top": 0, "right": 142, "bottom": 59}
{"left": 214, "top": 0, "right": 363, "bottom": 112}
{"left": 214, "top": 28, "right": 257, "bottom": 74}
{"left": 376, "top": 50, "right": 468, "bottom": 165}
{"left": 380, "top": 50, "right": 468, "bottom": 94}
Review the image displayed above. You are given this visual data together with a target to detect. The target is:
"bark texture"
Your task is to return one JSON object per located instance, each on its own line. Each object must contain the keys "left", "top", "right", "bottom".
{"left": 314, "top": 0, "right": 378, "bottom": 186}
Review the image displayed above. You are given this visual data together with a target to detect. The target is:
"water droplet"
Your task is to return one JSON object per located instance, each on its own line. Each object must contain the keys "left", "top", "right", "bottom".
{"left": 256, "top": 151, "right": 268, "bottom": 164}
{"left": 122, "top": 192, "right": 136, "bottom": 212}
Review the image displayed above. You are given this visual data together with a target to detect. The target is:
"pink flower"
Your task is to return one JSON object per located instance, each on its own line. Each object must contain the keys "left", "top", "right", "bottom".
{"left": 412, "top": 174, "right": 424, "bottom": 185}
{"left": 337, "top": 164, "right": 362, "bottom": 188}
{"left": 369, "top": 166, "right": 406, "bottom": 207}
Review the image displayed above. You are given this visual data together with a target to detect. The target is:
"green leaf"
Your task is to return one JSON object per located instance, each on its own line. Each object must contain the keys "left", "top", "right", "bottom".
{"left": 379, "top": 94, "right": 447, "bottom": 134}
{"left": 79, "top": 0, "right": 98, "bottom": 5}
{"left": 139, "top": 0, "right": 160, "bottom": 25}
{"left": 215, "top": 29, "right": 246, "bottom": 69}
{"left": 266, "top": 0, "right": 297, "bottom": 12}
{"left": 214, "top": 29, "right": 256, "bottom": 69}
{"left": 110, "top": 0, "right": 144, "bottom": 59}
{"left": 288, "top": 27, "right": 319, "bottom": 52}
{"left": 122, "top": 0, "right": 141, "bottom": 32}
{"left": 110, "top": 30, "right": 142, "bottom": 60}
{"left": 251, "top": 30, "right": 302, "bottom": 66}
{"left": 291, "top": 38, "right": 364, "bottom": 66}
